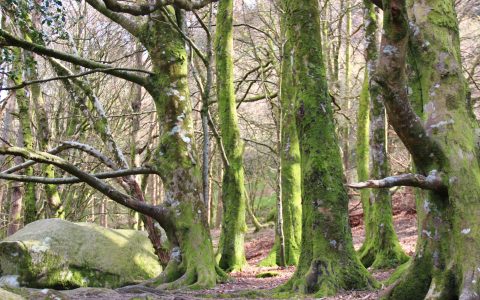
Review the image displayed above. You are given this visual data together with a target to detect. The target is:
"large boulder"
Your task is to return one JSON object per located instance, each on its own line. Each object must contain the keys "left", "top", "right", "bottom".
{"left": 0, "top": 219, "right": 161, "bottom": 289}
{"left": 0, "top": 288, "right": 23, "bottom": 300}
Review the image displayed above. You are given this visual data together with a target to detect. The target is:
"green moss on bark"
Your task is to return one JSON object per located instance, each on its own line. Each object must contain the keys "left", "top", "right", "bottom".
{"left": 382, "top": 0, "right": 480, "bottom": 298}
{"left": 278, "top": 0, "right": 376, "bottom": 295}
{"left": 137, "top": 8, "right": 225, "bottom": 288}
{"left": 11, "top": 47, "right": 36, "bottom": 224}
{"left": 214, "top": 0, "right": 247, "bottom": 272}
{"left": 260, "top": 11, "right": 302, "bottom": 267}
{"left": 358, "top": 1, "right": 407, "bottom": 270}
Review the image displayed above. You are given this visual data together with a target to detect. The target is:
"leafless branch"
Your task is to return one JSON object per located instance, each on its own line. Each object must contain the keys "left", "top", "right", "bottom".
{"left": 1, "top": 68, "right": 154, "bottom": 91}
{"left": 347, "top": 171, "right": 447, "bottom": 194}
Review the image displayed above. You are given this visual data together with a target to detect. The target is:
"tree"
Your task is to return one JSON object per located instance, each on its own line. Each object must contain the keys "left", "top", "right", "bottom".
{"left": 260, "top": 2, "right": 302, "bottom": 267}
{"left": 356, "top": 0, "right": 408, "bottom": 269}
{"left": 353, "top": 0, "right": 480, "bottom": 297}
{"left": 215, "top": 0, "right": 248, "bottom": 272}
{"left": 0, "top": 0, "right": 226, "bottom": 288}
{"left": 278, "top": 0, "right": 375, "bottom": 295}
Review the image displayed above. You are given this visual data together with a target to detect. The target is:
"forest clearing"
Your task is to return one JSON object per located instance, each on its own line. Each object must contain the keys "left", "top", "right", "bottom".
{"left": 1, "top": 0, "right": 480, "bottom": 299}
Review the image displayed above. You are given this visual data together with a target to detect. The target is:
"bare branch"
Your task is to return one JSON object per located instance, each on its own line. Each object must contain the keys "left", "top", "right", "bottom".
{"left": 3, "top": 141, "right": 115, "bottom": 174}
{"left": 2, "top": 143, "right": 72, "bottom": 174}
{"left": 86, "top": 0, "right": 142, "bottom": 36}
{"left": 1, "top": 68, "right": 154, "bottom": 91}
{"left": 233, "top": 23, "right": 275, "bottom": 42}
{"left": 101, "top": 0, "right": 217, "bottom": 16}
{"left": 0, "top": 146, "right": 169, "bottom": 222}
{"left": 347, "top": 172, "right": 447, "bottom": 194}
{"left": 207, "top": 112, "right": 230, "bottom": 167}
{"left": 0, "top": 167, "right": 158, "bottom": 184}
{"left": 0, "top": 29, "right": 149, "bottom": 86}
{"left": 59, "top": 141, "right": 118, "bottom": 169}
{"left": 242, "top": 138, "right": 276, "bottom": 154}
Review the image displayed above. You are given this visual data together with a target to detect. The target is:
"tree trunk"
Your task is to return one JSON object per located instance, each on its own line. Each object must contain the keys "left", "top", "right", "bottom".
{"left": 214, "top": 0, "right": 247, "bottom": 272}
{"left": 341, "top": 0, "right": 352, "bottom": 172}
{"left": 27, "top": 1, "right": 64, "bottom": 219}
{"left": 279, "top": 0, "right": 375, "bottom": 295}
{"left": 376, "top": 0, "right": 480, "bottom": 298}
{"left": 356, "top": 72, "right": 370, "bottom": 226}
{"left": 7, "top": 130, "right": 24, "bottom": 236}
{"left": 357, "top": 0, "right": 408, "bottom": 269}
{"left": 12, "top": 47, "right": 37, "bottom": 224}
{"left": 260, "top": 15, "right": 302, "bottom": 267}
{"left": 137, "top": 7, "right": 226, "bottom": 287}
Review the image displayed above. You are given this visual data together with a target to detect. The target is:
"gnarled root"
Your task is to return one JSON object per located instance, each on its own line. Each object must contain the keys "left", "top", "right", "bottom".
{"left": 382, "top": 254, "right": 480, "bottom": 300}
{"left": 279, "top": 258, "right": 377, "bottom": 297}
{"left": 358, "top": 239, "right": 409, "bottom": 269}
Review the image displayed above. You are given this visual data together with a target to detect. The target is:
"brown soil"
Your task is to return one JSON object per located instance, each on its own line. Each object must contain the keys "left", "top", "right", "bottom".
{"left": 187, "top": 187, "right": 418, "bottom": 299}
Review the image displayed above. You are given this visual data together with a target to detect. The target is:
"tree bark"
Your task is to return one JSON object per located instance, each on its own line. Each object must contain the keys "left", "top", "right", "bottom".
{"left": 260, "top": 13, "right": 302, "bottom": 267}
{"left": 214, "top": 0, "right": 247, "bottom": 272}
{"left": 279, "top": 0, "right": 376, "bottom": 295}
{"left": 357, "top": 0, "right": 408, "bottom": 269}
{"left": 12, "top": 46, "right": 37, "bottom": 224}
{"left": 376, "top": 0, "right": 480, "bottom": 298}
{"left": 137, "top": 7, "right": 226, "bottom": 287}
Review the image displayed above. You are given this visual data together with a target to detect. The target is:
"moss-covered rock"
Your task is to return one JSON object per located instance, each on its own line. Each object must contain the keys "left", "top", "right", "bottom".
{"left": 0, "top": 288, "right": 24, "bottom": 300}
{"left": 0, "top": 219, "right": 161, "bottom": 289}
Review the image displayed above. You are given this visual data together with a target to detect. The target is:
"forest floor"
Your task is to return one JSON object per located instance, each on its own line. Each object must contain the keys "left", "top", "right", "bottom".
{"left": 18, "top": 188, "right": 417, "bottom": 299}
{"left": 182, "top": 187, "right": 418, "bottom": 299}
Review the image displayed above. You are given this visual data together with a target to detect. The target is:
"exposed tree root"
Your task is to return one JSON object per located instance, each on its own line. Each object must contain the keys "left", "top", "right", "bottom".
{"left": 382, "top": 253, "right": 480, "bottom": 300}
{"left": 278, "top": 258, "right": 377, "bottom": 297}
{"left": 358, "top": 240, "right": 409, "bottom": 269}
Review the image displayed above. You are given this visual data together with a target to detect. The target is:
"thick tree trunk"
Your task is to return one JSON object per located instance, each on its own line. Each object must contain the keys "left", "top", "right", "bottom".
{"left": 214, "top": 0, "right": 247, "bottom": 272}
{"left": 358, "top": 1, "right": 408, "bottom": 269}
{"left": 138, "top": 8, "right": 226, "bottom": 287}
{"left": 376, "top": 0, "right": 480, "bottom": 298}
{"left": 279, "top": 0, "right": 375, "bottom": 295}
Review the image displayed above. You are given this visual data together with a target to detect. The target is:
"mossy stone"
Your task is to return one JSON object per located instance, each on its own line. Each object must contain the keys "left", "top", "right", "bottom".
{"left": 0, "top": 219, "right": 161, "bottom": 289}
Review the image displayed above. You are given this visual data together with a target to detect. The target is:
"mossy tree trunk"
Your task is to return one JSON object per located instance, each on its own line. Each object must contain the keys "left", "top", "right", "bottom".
{"left": 6, "top": 101, "right": 22, "bottom": 235}
{"left": 358, "top": 1, "right": 408, "bottom": 269}
{"left": 341, "top": 0, "right": 352, "bottom": 172}
{"left": 137, "top": 8, "right": 226, "bottom": 287}
{"left": 374, "top": 0, "right": 480, "bottom": 298}
{"left": 1, "top": 0, "right": 225, "bottom": 288}
{"left": 356, "top": 72, "right": 370, "bottom": 227}
{"left": 28, "top": 0, "right": 64, "bottom": 219}
{"left": 214, "top": 0, "right": 247, "bottom": 272}
{"left": 12, "top": 47, "right": 37, "bottom": 224}
{"left": 260, "top": 15, "right": 302, "bottom": 267}
{"left": 279, "top": 0, "right": 376, "bottom": 296}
